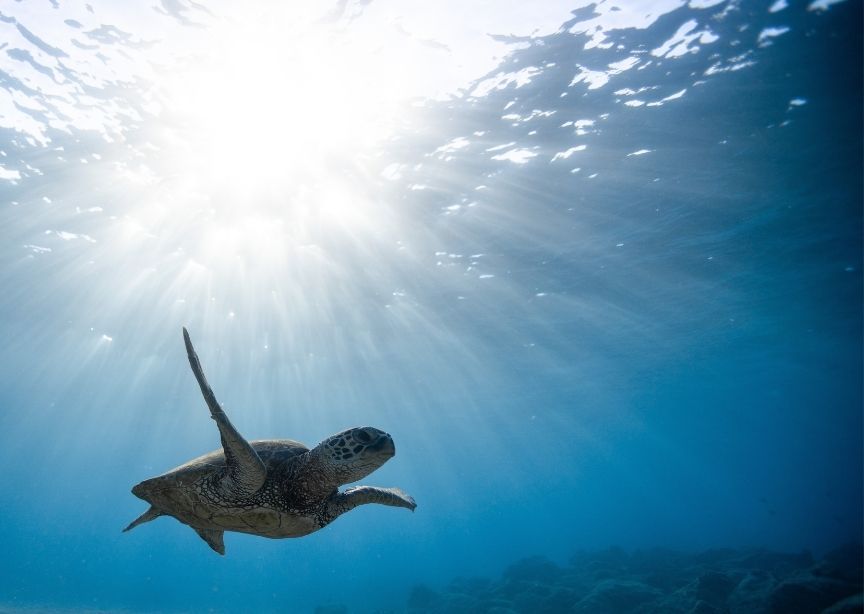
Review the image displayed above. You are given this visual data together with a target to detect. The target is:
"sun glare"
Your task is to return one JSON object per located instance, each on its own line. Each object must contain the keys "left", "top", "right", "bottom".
{"left": 155, "top": 11, "right": 405, "bottom": 241}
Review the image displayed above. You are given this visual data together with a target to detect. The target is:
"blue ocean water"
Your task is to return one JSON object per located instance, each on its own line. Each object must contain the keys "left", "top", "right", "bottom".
{"left": 0, "top": 1, "right": 860, "bottom": 612}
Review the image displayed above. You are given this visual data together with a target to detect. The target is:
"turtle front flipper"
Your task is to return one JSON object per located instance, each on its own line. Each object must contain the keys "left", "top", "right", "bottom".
{"left": 327, "top": 486, "right": 416, "bottom": 523}
{"left": 183, "top": 328, "right": 267, "bottom": 499}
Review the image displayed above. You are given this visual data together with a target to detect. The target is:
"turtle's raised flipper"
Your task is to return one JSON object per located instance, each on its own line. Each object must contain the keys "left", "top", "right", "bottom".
{"left": 183, "top": 327, "right": 266, "bottom": 499}
{"left": 123, "top": 505, "right": 162, "bottom": 533}
{"left": 328, "top": 486, "right": 416, "bottom": 522}
{"left": 194, "top": 527, "right": 225, "bottom": 555}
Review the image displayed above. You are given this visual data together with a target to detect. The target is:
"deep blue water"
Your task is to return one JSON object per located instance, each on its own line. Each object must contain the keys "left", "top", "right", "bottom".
{"left": 0, "top": 1, "right": 860, "bottom": 613}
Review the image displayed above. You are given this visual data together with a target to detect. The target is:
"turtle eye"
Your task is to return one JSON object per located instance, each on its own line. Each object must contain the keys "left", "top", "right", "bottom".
{"left": 354, "top": 429, "right": 373, "bottom": 444}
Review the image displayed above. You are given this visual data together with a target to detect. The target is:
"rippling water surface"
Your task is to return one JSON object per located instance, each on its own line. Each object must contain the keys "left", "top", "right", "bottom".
{"left": 0, "top": 1, "right": 860, "bottom": 612}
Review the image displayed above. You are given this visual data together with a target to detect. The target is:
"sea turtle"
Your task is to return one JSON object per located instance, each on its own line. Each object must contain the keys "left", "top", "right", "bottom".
{"left": 124, "top": 327, "right": 416, "bottom": 555}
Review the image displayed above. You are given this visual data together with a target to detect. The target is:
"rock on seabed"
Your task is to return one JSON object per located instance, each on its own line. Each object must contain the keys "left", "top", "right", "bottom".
{"left": 395, "top": 544, "right": 863, "bottom": 614}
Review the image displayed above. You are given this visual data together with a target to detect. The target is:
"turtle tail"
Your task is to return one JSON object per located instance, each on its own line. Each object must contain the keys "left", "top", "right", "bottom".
{"left": 123, "top": 506, "right": 162, "bottom": 533}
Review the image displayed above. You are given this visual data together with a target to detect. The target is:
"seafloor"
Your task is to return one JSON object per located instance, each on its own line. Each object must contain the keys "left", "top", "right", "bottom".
{"left": 316, "top": 545, "right": 863, "bottom": 614}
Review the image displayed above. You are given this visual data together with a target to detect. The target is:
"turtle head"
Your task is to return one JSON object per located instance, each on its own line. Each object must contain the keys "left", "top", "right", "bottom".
{"left": 314, "top": 426, "right": 396, "bottom": 486}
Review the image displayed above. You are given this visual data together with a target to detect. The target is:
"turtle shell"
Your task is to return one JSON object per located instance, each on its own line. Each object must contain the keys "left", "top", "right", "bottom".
{"left": 132, "top": 439, "right": 312, "bottom": 536}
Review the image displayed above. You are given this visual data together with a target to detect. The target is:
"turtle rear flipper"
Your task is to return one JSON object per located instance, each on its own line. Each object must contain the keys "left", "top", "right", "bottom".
{"left": 194, "top": 527, "right": 225, "bottom": 555}
{"left": 123, "top": 505, "right": 162, "bottom": 532}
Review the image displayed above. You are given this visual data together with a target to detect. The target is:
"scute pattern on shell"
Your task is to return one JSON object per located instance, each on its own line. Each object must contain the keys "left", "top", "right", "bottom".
{"left": 135, "top": 439, "right": 323, "bottom": 538}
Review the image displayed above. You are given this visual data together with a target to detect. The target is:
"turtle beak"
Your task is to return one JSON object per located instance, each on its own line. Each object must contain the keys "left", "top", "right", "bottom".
{"left": 369, "top": 433, "right": 395, "bottom": 458}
